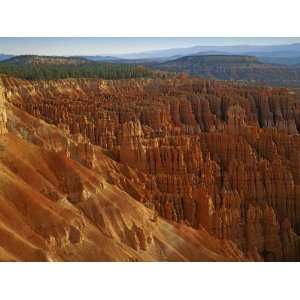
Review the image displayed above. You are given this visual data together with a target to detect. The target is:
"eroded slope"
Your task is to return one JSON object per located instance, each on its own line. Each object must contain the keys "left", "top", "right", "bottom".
{"left": 1, "top": 76, "right": 300, "bottom": 261}
{"left": 0, "top": 78, "right": 244, "bottom": 261}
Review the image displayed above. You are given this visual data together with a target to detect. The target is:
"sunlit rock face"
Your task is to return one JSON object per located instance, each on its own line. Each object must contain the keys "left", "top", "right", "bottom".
{"left": 1, "top": 75, "right": 300, "bottom": 261}
{"left": 0, "top": 80, "right": 7, "bottom": 135}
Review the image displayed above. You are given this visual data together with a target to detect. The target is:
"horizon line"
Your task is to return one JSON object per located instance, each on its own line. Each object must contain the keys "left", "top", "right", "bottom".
{"left": 1, "top": 40, "right": 300, "bottom": 57}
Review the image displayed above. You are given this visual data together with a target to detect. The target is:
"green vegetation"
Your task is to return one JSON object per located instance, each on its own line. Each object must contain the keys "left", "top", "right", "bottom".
{"left": 153, "top": 55, "right": 300, "bottom": 87}
{"left": 0, "top": 60, "right": 156, "bottom": 80}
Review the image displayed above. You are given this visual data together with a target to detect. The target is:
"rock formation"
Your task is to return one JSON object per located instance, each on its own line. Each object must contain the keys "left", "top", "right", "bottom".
{"left": 0, "top": 79, "right": 7, "bottom": 135}
{"left": 1, "top": 75, "right": 300, "bottom": 261}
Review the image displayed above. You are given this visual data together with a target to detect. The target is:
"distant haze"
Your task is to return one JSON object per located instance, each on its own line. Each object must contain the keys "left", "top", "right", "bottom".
{"left": 1, "top": 37, "right": 300, "bottom": 56}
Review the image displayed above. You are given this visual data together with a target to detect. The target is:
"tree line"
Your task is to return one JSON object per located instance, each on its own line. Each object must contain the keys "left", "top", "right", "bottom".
{"left": 0, "top": 62, "right": 156, "bottom": 80}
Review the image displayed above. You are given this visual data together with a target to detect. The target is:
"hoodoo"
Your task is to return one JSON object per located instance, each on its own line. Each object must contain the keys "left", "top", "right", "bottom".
{"left": 0, "top": 79, "right": 7, "bottom": 135}
{"left": 0, "top": 75, "right": 299, "bottom": 261}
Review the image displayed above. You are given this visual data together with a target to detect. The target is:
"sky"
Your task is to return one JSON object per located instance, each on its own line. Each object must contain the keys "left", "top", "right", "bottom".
{"left": 0, "top": 37, "right": 300, "bottom": 56}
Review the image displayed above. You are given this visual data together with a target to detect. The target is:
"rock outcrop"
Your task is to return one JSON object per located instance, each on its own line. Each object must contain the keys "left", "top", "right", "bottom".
{"left": 1, "top": 75, "right": 300, "bottom": 261}
{"left": 0, "top": 79, "right": 7, "bottom": 135}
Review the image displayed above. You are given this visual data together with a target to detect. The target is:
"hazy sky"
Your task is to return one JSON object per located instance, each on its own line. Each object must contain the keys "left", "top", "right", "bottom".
{"left": 0, "top": 37, "right": 300, "bottom": 56}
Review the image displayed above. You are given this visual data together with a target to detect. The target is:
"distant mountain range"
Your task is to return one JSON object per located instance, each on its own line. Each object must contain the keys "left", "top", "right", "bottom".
{"left": 0, "top": 54, "right": 13, "bottom": 61}
{"left": 2, "top": 51, "right": 300, "bottom": 87}
{"left": 85, "top": 43, "right": 300, "bottom": 66}
{"left": 117, "top": 43, "right": 300, "bottom": 60}
{"left": 149, "top": 54, "right": 300, "bottom": 87}
{"left": 2, "top": 42, "right": 300, "bottom": 65}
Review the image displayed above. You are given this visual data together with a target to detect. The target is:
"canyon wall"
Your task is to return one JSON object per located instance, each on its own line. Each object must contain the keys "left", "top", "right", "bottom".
{"left": 2, "top": 76, "right": 300, "bottom": 261}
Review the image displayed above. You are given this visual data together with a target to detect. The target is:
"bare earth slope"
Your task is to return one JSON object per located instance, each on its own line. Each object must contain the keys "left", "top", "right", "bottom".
{"left": 0, "top": 77, "right": 244, "bottom": 261}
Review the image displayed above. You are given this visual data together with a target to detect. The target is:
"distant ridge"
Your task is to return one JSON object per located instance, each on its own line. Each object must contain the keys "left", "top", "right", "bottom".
{"left": 151, "top": 54, "right": 300, "bottom": 87}
{"left": 166, "top": 54, "right": 262, "bottom": 64}
{"left": 3, "top": 55, "right": 90, "bottom": 65}
{"left": 0, "top": 54, "right": 13, "bottom": 61}
{"left": 0, "top": 55, "right": 157, "bottom": 80}
{"left": 152, "top": 54, "right": 265, "bottom": 74}
{"left": 118, "top": 43, "right": 300, "bottom": 59}
{"left": 81, "top": 55, "right": 122, "bottom": 62}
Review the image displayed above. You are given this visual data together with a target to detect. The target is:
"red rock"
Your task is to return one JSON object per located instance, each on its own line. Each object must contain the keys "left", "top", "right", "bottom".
{"left": 1, "top": 75, "right": 300, "bottom": 261}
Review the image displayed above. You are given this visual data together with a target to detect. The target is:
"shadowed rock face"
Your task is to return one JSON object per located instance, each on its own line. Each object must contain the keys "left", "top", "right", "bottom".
{"left": 1, "top": 76, "right": 300, "bottom": 261}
